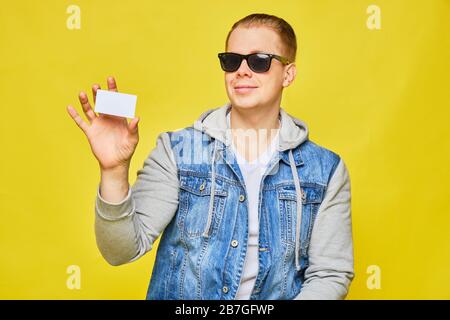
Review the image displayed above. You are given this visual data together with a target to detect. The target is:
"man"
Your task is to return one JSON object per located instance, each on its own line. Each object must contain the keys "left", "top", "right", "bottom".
{"left": 67, "top": 13, "right": 354, "bottom": 300}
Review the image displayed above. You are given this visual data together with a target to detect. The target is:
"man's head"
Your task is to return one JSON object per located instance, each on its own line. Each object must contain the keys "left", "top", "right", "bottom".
{"left": 221, "top": 13, "right": 297, "bottom": 111}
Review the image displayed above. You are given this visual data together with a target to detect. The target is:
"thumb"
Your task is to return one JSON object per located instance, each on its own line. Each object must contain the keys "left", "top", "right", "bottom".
{"left": 128, "top": 116, "right": 140, "bottom": 133}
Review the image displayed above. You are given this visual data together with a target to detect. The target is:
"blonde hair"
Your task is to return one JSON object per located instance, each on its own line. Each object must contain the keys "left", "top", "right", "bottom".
{"left": 225, "top": 13, "right": 297, "bottom": 63}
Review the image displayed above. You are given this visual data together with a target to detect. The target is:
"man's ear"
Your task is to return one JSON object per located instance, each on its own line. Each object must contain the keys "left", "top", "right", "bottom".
{"left": 282, "top": 63, "right": 297, "bottom": 88}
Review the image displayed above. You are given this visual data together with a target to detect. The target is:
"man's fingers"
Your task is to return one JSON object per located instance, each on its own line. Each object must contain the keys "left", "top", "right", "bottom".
{"left": 107, "top": 76, "right": 118, "bottom": 92}
{"left": 92, "top": 84, "right": 101, "bottom": 103}
{"left": 78, "top": 91, "right": 97, "bottom": 123}
{"left": 128, "top": 117, "right": 140, "bottom": 133}
{"left": 67, "top": 105, "right": 89, "bottom": 134}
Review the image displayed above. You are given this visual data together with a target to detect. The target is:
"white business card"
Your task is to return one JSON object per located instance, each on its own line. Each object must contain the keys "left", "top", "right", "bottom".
{"left": 94, "top": 89, "right": 137, "bottom": 118}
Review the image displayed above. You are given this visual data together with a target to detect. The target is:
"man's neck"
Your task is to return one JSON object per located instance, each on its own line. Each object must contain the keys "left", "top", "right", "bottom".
{"left": 229, "top": 103, "right": 280, "bottom": 132}
{"left": 229, "top": 102, "right": 281, "bottom": 163}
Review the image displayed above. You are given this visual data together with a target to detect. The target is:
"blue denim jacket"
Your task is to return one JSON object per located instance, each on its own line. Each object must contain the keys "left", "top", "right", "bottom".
{"left": 95, "top": 102, "right": 354, "bottom": 300}
{"left": 146, "top": 105, "right": 343, "bottom": 300}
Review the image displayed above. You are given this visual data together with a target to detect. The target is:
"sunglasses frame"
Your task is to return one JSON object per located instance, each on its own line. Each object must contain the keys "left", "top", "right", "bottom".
{"left": 217, "top": 52, "right": 291, "bottom": 73}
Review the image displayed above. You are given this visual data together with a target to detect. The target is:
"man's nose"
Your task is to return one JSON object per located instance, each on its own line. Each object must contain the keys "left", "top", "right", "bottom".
{"left": 236, "top": 58, "right": 252, "bottom": 77}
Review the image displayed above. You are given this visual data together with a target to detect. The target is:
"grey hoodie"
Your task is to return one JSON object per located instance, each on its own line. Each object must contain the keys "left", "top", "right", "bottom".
{"left": 94, "top": 102, "right": 354, "bottom": 300}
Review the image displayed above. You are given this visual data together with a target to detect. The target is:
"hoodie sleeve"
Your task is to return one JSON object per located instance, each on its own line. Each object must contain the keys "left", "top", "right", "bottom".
{"left": 294, "top": 158, "right": 355, "bottom": 300}
{"left": 94, "top": 132, "right": 179, "bottom": 266}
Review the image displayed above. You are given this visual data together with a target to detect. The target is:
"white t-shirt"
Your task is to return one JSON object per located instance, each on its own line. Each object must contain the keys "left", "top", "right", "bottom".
{"left": 227, "top": 112, "right": 280, "bottom": 299}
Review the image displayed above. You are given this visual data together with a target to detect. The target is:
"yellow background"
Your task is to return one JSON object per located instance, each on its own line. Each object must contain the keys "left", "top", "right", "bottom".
{"left": 1, "top": 0, "right": 449, "bottom": 299}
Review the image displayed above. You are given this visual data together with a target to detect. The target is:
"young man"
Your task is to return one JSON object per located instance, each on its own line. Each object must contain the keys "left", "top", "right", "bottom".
{"left": 67, "top": 13, "right": 354, "bottom": 300}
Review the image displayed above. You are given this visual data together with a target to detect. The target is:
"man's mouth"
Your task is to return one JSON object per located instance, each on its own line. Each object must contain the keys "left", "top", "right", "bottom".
{"left": 234, "top": 85, "right": 258, "bottom": 94}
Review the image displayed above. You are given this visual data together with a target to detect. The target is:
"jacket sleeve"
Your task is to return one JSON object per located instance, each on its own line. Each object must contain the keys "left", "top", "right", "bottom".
{"left": 94, "top": 132, "right": 179, "bottom": 266}
{"left": 294, "top": 158, "right": 355, "bottom": 299}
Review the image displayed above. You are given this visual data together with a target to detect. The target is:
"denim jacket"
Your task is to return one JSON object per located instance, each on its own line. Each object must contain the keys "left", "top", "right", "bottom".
{"left": 94, "top": 102, "right": 354, "bottom": 300}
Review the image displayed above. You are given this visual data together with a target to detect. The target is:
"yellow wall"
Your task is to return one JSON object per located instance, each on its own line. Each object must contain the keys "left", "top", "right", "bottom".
{"left": 1, "top": 0, "right": 449, "bottom": 299}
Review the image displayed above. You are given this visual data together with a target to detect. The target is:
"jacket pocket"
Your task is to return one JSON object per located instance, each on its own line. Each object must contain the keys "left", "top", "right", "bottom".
{"left": 277, "top": 183, "right": 325, "bottom": 250}
{"left": 177, "top": 172, "right": 228, "bottom": 239}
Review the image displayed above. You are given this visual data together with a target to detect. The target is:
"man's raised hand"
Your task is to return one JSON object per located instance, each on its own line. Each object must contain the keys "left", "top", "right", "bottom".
{"left": 67, "top": 76, "right": 140, "bottom": 171}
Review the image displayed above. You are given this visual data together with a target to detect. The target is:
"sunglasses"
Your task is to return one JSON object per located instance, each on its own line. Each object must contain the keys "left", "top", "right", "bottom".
{"left": 218, "top": 52, "right": 291, "bottom": 73}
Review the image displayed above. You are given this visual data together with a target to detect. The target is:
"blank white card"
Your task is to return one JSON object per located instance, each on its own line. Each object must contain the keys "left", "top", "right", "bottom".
{"left": 94, "top": 89, "right": 137, "bottom": 118}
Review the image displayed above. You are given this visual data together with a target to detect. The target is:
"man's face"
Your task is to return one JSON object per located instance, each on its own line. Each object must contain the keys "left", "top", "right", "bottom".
{"left": 224, "top": 26, "right": 295, "bottom": 110}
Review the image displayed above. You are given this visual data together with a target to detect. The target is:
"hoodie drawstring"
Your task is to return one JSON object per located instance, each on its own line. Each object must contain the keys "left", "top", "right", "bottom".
{"left": 204, "top": 140, "right": 302, "bottom": 269}
{"left": 289, "top": 149, "right": 303, "bottom": 271}
{"left": 203, "top": 139, "right": 218, "bottom": 238}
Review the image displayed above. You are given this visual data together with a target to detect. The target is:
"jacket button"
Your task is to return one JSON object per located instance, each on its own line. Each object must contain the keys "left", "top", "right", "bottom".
{"left": 231, "top": 240, "right": 239, "bottom": 247}
{"left": 199, "top": 182, "right": 205, "bottom": 191}
{"left": 239, "top": 194, "right": 245, "bottom": 202}
{"left": 301, "top": 190, "right": 306, "bottom": 200}
{"left": 222, "top": 286, "right": 229, "bottom": 293}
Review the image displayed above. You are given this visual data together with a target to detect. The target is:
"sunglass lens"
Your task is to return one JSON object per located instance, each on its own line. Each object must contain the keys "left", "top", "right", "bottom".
{"left": 220, "top": 54, "right": 241, "bottom": 72}
{"left": 248, "top": 54, "right": 271, "bottom": 73}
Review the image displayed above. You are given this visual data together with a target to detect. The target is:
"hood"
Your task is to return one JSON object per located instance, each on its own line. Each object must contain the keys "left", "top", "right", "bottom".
{"left": 193, "top": 101, "right": 309, "bottom": 151}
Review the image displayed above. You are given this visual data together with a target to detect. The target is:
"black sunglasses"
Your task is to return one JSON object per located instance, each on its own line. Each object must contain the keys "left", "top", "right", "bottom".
{"left": 218, "top": 52, "right": 291, "bottom": 73}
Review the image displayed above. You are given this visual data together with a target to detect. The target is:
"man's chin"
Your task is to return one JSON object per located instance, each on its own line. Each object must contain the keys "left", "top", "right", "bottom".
{"left": 230, "top": 98, "right": 260, "bottom": 110}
